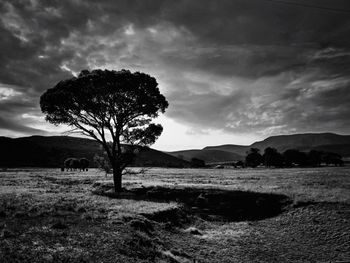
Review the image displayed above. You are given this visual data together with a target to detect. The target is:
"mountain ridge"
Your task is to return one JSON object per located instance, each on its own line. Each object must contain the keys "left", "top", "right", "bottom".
{"left": 168, "top": 133, "right": 350, "bottom": 162}
{"left": 168, "top": 149, "right": 244, "bottom": 163}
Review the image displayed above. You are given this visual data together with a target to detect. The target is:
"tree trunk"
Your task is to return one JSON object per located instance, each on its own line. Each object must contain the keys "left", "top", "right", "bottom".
{"left": 113, "top": 167, "right": 122, "bottom": 193}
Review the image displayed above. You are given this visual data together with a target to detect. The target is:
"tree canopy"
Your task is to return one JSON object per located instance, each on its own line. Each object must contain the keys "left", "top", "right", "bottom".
{"left": 263, "top": 147, "right": 284, "bottom": 167}
{"left": 245, "top": 148, "right": 263, "bottom": 168}
{"left": 40, "top": 69, "right": 168, "bottom": 192}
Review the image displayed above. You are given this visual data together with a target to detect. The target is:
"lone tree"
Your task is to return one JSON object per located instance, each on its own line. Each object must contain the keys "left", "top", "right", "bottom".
{"left": 40, "top": 69, "right": 168, "bottom": 192}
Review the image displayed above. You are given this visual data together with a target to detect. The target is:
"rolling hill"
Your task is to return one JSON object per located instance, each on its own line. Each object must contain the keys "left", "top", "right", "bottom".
{"left": 203, "top": 144, "right": 249, "bottom": 156}
{"left": 250, "top": 133, "right": 350, "bottom": 153}
{"left": 168, "top": 149, "right": 244, "bottom": 163}
{"left": 168, "top": 133, "right": 350, "bottom": 163}
{"left": 0, "top": 136, "right": 190, "bottom": 168}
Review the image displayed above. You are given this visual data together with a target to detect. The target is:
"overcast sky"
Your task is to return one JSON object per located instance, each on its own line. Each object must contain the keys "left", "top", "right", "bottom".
{"left": 0, "top": 0, "right": 350, "bottom": 150}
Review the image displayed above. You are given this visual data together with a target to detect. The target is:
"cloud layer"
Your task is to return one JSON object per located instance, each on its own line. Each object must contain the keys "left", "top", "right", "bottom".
{"left": 1, "top": 0, "right": 350, "bottom": 147}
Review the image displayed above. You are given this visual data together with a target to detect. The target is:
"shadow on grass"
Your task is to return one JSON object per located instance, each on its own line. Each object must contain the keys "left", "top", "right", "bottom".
{"left": 92, "top": 184, "right": 292, "bottom": 222}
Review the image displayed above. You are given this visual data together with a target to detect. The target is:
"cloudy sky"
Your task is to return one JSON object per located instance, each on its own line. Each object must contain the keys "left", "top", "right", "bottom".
{"left": 1, "top": 0, "right": 350, "bottom": 150}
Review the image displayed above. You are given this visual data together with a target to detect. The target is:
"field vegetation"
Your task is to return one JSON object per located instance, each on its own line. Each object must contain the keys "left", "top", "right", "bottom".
{"left": 0, "top": 167, "right": 349, "bottom": 262}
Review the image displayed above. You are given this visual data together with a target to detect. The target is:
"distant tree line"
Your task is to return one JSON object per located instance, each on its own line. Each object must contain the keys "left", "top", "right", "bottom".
{"left": 245, "top": 148, "right": 343, "bottom": 168}
{"left": 190, "top": 157, "right": 206, "bottom": 168}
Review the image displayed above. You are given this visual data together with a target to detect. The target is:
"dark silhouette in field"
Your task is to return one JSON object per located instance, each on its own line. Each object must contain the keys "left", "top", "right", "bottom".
{"left": 79, "top": 158, "right": 89, "bottom": 171}
{"left": 64, "top": 158, "right": 79, "bottom": 171}
{"left": 190, "top": 157, "right": 206, "bottom": 168}
{"left": 244, "top": 147, "right": 344, "bottom": 168}
{"left": 235, "top": 160, "right": 245, "bottom": 168}
{"left": 241, "top": 146, "right": 344, "bottom": 168}
{"left": 263, "top": 147, "right": 284, "bottom": 167}
{"left": 245, "top": 148, "right": 263, "bottom": 167}
{"left": 64, "top": 157, "right": 90, "bottom": 171}
{"left": 322, "top": 152, "right": 344, "bottom": 166}
{"left": 41, "top": 69, "right": 168, "bottom": 192}
{"left": 308, "top": 150, "right": 323, "bottom": 167}
{"left": 283, "top": 149, "right": 308, "bottom": 167}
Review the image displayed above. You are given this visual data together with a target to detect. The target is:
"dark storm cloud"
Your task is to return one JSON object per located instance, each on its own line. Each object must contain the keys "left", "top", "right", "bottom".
{"left": 0, "top": 115, "right": 46, "bottom": 134}
{"left": 0, "top": 0, "right": 350, "bottom": 137}
{"left": 190, "top": 0, "right": 348, "bottom": 46}
{"left": 0, "top": 84, "right": 47, "bottom": 135}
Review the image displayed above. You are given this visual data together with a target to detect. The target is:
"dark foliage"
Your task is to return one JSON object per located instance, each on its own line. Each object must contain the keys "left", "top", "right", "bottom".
{"left": 308, "top": 150, "right": 323, "bottom": 167}
{"left": 190, "top": 158, "right": 206, "bottom": 168}
{"left": 263, "top": 147, "right": 284, "bottom": 167}
{"left": 322, "top": 152, "right": 344, "bottom": 166}
{"left": 283, "top": 149, "right": 343, "bottom": 167}
{"left": 245, "top": 148, "right": 263, "bottom": 167}
{"left": 235, "top": 160, "right": 245, "bottom": 167}
{"left": 243, "top": 147, "right": 344, "bottom": 168}
{"left": 283, "top": 149, "right": 308, "bottom": 166}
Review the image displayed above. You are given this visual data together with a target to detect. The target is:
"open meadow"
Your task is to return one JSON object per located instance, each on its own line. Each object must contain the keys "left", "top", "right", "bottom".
{"left": 0, "top": 167, "right": 349, "bottom": 262}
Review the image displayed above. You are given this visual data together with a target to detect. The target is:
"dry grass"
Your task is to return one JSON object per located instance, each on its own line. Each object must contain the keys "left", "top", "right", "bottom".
{"left": 0, "top": 167, "right": 349, "bottom": 262}
{"left": 125, "top": 166, "right": 350, "bottom": 203}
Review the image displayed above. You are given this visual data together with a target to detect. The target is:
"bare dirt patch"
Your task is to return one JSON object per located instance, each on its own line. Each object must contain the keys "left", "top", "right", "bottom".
{"left": 93, "top": 185, "right": 292, "bottom": 222}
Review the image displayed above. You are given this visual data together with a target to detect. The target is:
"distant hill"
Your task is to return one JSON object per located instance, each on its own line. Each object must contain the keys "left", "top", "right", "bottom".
{"left": 203, "top": 144, "right": 249, "bottom": 156}
{"left": 168, "top": 149, "right": 244, "bottom": 163}
{"left": 168, "top": 133, "right": 350, "bottom": 163}
{"left": 250, "top": 133, "right": 350, "bottom": 154}
{"left": 2, "top": 133, "right": 349, "bottom": 167}
{"left": 0, "top": 136, "right": 190, "bottom": 168}
{"left": 132, "top": 147, "right": 191, "bottom": 168}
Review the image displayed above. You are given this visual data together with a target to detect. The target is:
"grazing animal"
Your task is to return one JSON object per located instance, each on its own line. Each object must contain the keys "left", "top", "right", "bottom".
{"left": 79, "top": 158, "right": 89, "bottom": 171}
{"left": 64, "top": 158, "right": 80, "bottom": 171}
{"left": 64, "top": 158, "right": 73, "bottom": 171}
{"left": 64, "top": 158, "right": 90, "bottom": 171}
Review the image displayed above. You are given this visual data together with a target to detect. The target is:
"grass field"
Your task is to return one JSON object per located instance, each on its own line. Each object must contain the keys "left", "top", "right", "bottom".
{"left": 0, "top": 167, "right": 349, "bottom": 262}
{"left": 126, "top": 166, "right": 350, "bottom": 203}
